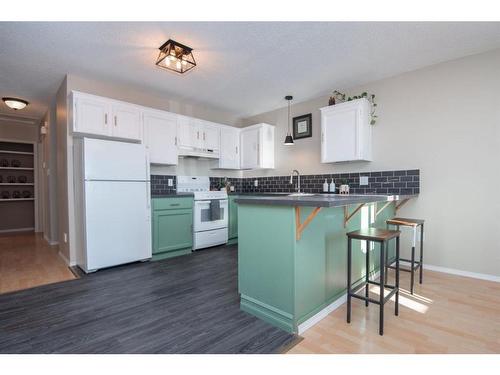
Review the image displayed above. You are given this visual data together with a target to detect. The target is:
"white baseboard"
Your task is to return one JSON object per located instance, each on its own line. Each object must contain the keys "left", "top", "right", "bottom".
{"left": 298, "top": 294, "right": 346, "bottom": 335}
{"left": 58, "top": 251, "right": 75, "bottom": 267}
{"left": 43, "top": 234, "right": 59, "bottom": 246}
{"left": 298, "top": 270, "right": 381, "bottom": 335}
{"left": 424, "top": 264, "right": 500, "bottom": 283}
{"left": 0, "top": 227, "right": 34, "bottom": 234}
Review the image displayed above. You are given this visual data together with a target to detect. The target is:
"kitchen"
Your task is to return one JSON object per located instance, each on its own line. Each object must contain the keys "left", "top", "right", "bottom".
{"left": 0, "top": 16, "right": 499, "bottom": 369}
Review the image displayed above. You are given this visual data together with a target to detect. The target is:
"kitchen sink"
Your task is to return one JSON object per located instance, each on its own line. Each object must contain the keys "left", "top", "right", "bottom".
{"left": 287, "top": 193, "right": 316, "bottom": 197}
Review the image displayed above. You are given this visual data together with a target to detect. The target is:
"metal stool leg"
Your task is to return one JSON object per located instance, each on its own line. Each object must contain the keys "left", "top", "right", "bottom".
{"left": 419, "top": 223, "right": 424, "bottom": 284}
{"left": 347, "top": 237, "right": 352, "bottom": 323}
{"left": 384, "top": 223, "right": 389, "bottom": 284}
{"left": 379, "top": 240, "right": 385, "bottom": 336}
{"left": 395, "top": 236, "right": 400, "bottom": 316}
{"left": 365, "top": 240, "right": 370, "bottom": 307}
{"left": 410, "top": 245, "right": 415, "bottom": 295}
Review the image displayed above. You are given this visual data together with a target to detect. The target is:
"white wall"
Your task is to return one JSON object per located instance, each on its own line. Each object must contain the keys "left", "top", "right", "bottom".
{"left": 242, "top": 48, "right": 500, "bottom": 277}
{"left": 0, "top": 118, "right": 39, "bottom": 143}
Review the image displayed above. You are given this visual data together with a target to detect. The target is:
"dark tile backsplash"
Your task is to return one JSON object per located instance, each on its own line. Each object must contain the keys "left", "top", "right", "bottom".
{"left": 151, "top": 175, "right": 177, "bottom": 195}
{"left": 151, "top": 169, "right": 420, "bottom": 196}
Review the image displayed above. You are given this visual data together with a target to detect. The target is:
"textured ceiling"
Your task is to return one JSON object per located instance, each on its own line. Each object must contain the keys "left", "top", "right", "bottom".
{"left": 1, "top": 22, "right": 500, "bottom": 120}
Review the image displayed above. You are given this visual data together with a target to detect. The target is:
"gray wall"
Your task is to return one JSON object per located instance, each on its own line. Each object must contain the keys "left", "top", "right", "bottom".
{"left": 242, "top": 48, "right": 500, "bottom": 277}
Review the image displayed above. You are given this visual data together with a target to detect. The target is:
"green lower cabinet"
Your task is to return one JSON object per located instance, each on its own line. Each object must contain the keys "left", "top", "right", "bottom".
{"left": 238, "top": 201, "right": 397, "bottom": 333}
{"left": 152, "top": 197, "right": 193, "bottom": 260}
{"left": 227, "top": 195, "right": 238, "bottom": 245}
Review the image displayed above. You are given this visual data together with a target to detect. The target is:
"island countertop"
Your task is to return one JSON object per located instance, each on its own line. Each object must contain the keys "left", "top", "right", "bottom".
{"left": 234, "top": 193, "right": 417, "bottom": 207}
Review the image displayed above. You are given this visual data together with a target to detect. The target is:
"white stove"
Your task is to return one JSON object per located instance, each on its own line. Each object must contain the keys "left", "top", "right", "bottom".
{"left": 177, "top": 176, "right": 228, "bottom": 250}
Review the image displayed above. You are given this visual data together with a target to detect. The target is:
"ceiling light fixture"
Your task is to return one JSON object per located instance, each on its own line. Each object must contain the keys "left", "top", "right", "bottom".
{"left": 284, "top": 95, "right": 294, "bottom": 145}
{"left": 2, "top": 97, "right": 29, "bottom": 110}
{"left": 155, "top": 39, "right": 196, "bottom": 74}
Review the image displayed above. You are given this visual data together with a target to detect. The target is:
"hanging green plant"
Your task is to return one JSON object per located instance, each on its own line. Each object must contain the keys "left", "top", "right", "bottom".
{"left": 331, "top": 90, "right": 378, "bottom": 125}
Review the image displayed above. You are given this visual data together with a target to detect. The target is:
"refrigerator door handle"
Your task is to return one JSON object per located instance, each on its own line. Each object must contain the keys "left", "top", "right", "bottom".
{"left": 145, "top": 154, "right": 151, "bottom": 210}
{"left": 146, "top": 182, "right": 151, "bottom": 210}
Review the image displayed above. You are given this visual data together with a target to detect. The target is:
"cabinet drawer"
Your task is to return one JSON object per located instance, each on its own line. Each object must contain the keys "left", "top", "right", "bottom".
{"left": 152, "top": 197, "right": 193, "bottom": 211}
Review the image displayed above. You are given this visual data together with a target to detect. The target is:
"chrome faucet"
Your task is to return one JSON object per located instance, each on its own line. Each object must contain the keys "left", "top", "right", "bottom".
{"left": 290, "top": 170, "right": 301, "bottom": 193}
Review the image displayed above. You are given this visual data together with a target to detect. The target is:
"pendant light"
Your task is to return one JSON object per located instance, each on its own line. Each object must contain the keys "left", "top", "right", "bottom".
{"left": 284, "top": 95, "right": 294, "bottom": 145}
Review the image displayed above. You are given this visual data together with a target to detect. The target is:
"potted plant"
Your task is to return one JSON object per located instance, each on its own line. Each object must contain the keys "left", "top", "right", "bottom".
{"left": 330, "top": 90, "right": 378, "bottom": 125}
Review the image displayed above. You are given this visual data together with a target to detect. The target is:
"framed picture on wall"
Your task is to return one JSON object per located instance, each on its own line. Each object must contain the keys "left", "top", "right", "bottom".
{"left": 293, "top": 113, "right": 312, "bottom": 140}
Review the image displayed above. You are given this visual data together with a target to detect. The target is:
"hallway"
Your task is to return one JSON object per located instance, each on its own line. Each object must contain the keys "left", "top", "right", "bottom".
{"left": 0, "top": 232, "right": 75, "bottom": 294}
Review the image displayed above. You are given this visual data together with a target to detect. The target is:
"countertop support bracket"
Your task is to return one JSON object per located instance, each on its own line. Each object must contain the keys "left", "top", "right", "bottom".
{"left": 375, "top": 201, "right": 393, "bottom": 217}
{"left": 295, "top": 206, "right": 322, "bottom": 241}
{"left": 395, "top": 198, "right": 410, "bottom": 213}
{"left": 344, "top": 203, "right": 366, "bottom": 228}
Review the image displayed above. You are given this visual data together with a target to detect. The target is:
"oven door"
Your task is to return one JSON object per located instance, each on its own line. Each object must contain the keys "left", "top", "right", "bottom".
{"left": 194, "top": 199, "right": 228, "bottom": 232}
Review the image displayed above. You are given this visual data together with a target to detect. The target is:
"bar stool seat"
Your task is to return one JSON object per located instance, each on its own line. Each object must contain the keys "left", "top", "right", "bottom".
{"left": 346, "top": 228, "right": 401, "bottom": 336}
{"left": 386, "top": 217, "right": 425, "bottom": 294}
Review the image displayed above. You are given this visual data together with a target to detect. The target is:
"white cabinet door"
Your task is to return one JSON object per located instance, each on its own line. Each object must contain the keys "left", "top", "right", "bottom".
{"left": 202, "top": 122, "right": 220, "bottom": 151}
{"left": 240, "top": 127, "right": 260, "bottom": 169}
{"left": 144, "top": 111, "right": 178, "bottom": 165}
{"left": 321, "top": 99, "right": 372, "bottom": 163}
{"left": 219, "top": 126, "right": 240, "bottom": 169}
{"left": 177, "top": 115, "right": 201, "bottom": 149}
{"left": 111, "top": 104, "right": 142, "bottom": 141}
{"left": 74, "top": 95, "right": 111, "bottom": 136}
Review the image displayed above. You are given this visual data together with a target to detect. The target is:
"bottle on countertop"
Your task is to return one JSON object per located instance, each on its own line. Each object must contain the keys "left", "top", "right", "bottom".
{"left": 323, "top": 179, "right": 329, "bottom": 192}
{"left": 329, "top": 179, "right": 336, "bottom": 193}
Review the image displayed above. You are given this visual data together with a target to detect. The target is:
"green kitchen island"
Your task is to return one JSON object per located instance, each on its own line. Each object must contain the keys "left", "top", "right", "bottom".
{"left": 234, "top": 194, "right": 415, "bottom": 334}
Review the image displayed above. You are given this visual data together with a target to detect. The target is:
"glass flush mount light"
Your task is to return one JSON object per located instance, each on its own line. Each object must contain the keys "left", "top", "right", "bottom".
{"left": 2, "top": 97, "right": 29, "bottom": 110}
{"left": 155, "top": 39, "right": 196, "bottom": 74}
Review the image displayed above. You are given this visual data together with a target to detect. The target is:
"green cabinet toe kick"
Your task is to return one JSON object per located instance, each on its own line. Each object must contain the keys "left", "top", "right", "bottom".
{"left": 237, "top": 201, "right": 399, "bottom": 334}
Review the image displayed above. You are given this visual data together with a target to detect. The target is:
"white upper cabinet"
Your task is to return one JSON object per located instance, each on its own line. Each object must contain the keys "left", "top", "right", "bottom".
{"left": 72, "top": 93, "right": 111, "bottom": 137}
{"left": 240, "top": 123, "right": 275, "bottom": 169}
{"left": 143, "top": 110, "right": 178, "bottom": 165}
{"left": 70, "top": 91, "right": 142, "bottom": 142}
{"left": 111, "top": 103, "right": 142, "bottom": 141}
{"left": 202, "top": 122, "right": 220, "bottom": 152}
{"left": 177, "top": 115, "right": 200, "bottom": 150}
{"left": 320, "top": 98, "right": 372, "bottom": 163}
{"left": 218, "top": 126, "right": 240, "bottom": 169}
{"left": 177, "top": 117, "right": 220, "bottom": 157}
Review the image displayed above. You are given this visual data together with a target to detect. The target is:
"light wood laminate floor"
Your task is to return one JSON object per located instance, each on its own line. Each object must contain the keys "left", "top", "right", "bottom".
{"left": 288, "top": 270, "right": 500, "bottom": 354}
{"left": 0, "top": 232, "right": 75, "bottom": 294}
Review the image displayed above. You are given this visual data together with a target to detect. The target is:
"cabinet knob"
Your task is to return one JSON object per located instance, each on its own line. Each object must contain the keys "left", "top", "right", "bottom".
{"left": 104, "top": 114, "right": 108, "bottom": 125}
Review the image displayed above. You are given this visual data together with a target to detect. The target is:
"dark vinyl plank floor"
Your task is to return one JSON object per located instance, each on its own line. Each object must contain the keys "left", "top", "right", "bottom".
{"left": 0, "top": 245, "right": 299, "bottom": 353}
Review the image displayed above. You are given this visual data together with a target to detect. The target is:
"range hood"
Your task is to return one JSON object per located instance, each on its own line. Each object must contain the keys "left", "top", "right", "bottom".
{"left": 178, "top": 146, "right": 220, "bottom": 159}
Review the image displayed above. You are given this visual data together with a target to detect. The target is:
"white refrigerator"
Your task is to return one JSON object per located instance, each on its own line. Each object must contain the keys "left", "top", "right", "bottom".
{"left": 73, "top": 138, "right": 152, "bottom": 273}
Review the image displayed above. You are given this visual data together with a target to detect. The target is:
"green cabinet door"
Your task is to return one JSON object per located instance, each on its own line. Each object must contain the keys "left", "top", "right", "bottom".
{"left": 228, "top": 195, "right": 238, "bottom": 242}
{"left": 152, "top": 199, "right": 193, "bottom": 260}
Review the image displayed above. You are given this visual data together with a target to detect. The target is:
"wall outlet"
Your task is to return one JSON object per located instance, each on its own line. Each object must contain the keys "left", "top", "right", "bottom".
{"left": 63, "top": 232, "right": 68, "bottom": 243}
{"left": 167, "top": 178, "right": 173, "bottom": 187}
{"left": 230, "top": 186, "right": 235, "bottom": 192}
{"left": 254, "top": 179, "right": 258, "bottom": 187}
{"left": 360, "top": 176, "right": 369, "bottom": 186}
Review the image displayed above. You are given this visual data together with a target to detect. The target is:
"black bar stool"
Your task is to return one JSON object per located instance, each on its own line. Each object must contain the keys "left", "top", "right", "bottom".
{"left": 386, "top": 218, "right": 425, "bottom": 294}
{"left": 346, "top": 228, "right": 401, "bottom": 336}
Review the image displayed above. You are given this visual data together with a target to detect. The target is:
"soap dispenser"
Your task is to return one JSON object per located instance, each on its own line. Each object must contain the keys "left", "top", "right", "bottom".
{"left": 329, "top": 179, "right": 336, "bottom": 193}
{"left": 323, "top": 179, "right": 329, "bottom": 192}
